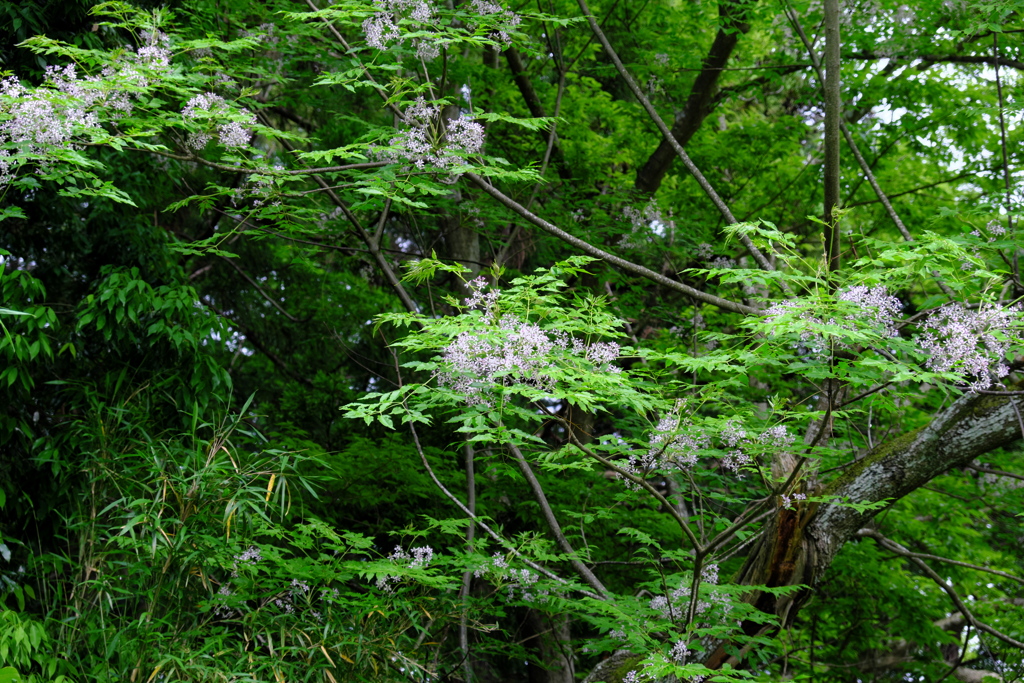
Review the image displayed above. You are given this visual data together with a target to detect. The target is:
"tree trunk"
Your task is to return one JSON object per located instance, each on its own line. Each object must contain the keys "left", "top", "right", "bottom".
{"left": 701, "top": 390, "right": 1023, "bottom": 669}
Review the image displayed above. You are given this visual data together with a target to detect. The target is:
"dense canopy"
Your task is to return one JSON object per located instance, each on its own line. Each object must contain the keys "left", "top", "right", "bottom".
{"left": 1, "top": 0, "right": 1023, "bottom": 682}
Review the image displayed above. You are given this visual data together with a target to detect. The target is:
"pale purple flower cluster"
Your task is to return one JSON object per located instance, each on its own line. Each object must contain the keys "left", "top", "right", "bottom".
{"left": 235, "top": 545, "right": 262, "bottom": 563}
{"left": 721, "top": 449, "right": 751, "bottom": 470}
{"left": 214, "top": 584, "right": 236, "bottom": 618}
{"left": 758, "top": 424, "right": 795, "bottom": 448}
{"left": 632, "top": 416, "right": 793, "bottom": 480}
{"left": 620, "top": 199, "right": 675, "bottom": 249}
{"left": 693, "top": 242, "right": 735, "bottom": 268}
{"left": 838, "top": 285, "right": 902, "bottom": 338}
{"left": 468, "top": 0, "right": 522, "bottom": 47}
{"left": 631, "top": 414, "right": 711, "bottom": 477}
{"left": 441, "top": 316, "right": 560, "bottom": 404}
{"left": 764, "top": 285, "right": 902, "bottom": 353}
{"left": 0, "top": 34, "right": 171, "bottom": 184}
{"left": 363, "top": 0, "right": 440, "bottom": 59}
{"left": 182, "top": 92, "right": 255, "bottom": 150}
{"left": 918, "top": 303, "right": 1023, "bottom": 391}
{"left": 376, "top": 545, "right": 435, "bottom": 591}
{"left": 463, "top": 276, "right": 501, "bottom": 312}
{"left": 440, "top": 279, "right": 621, "bottom": 406}
{"left": 474, "top": 551, "right": 510, "bottom": 578}
{"left": 473, "top": 553, "right": 545, "bottom": 601}
{"left": 781, "top": 492, "right": 807, "bottom": 508}
{"left": 669, "top": 639, "right": 689, "bottom": 663}
{"left": 649, "top": 564, "right": 723, "bottom": 621}
{"left": 376, "top": 97, "right": 485, "bottom": 171}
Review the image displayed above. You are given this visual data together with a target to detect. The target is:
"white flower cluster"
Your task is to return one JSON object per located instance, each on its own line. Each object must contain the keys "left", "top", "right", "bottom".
{"left": 918, "top": 303, "right": 1023, "bottom": 391}
{"left": 376, "top": 545, "right": 434, "bottom": 591}
{"left": 0, "top": 33, "right": 172, "bottom": 185}
{"left": 376, "top": 97, "right": 485, "bottom": 172}
{"left": 439, "top": 278, "right": 621, "bottom": 406}
{"left": 181, "top": 92, "right": 256, "bottom": 150}
{"left": 668, "top": 639, "right": 690, "bottom": 663}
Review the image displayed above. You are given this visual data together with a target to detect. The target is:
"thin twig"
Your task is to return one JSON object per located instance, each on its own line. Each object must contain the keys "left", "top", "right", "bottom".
{"left": 407, "top": 422, "right": 602, "bottom": 600}
{"left": 966, "top": 463, "right": 1024, "bottom": 482}
{"left": 540, "top": 406, "right": 703, "bottom": 553}
{"left": 993, "top": 33, "right": 1018, "bottom": 281}
{"left": 784, "top": 3, "right": 957, "bottom": 298}
{"left": 858, "top": 529, "right": 1024, "bottom": 587}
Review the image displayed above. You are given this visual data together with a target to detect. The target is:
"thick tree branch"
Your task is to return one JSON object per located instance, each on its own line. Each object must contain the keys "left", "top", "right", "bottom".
{"left": 503, "top": 47, "right": 565, "bottom": 165}
{"left": 810, "top": 392, "right": 1024, "bottom": 573}
{"left": 822, "top": 0, "right": 842, "bottom": 274}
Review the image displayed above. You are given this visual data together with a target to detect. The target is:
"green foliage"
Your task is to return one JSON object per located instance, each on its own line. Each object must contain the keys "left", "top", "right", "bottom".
{"left": 1, "top": 0, "right": 1023, "bottom": 681}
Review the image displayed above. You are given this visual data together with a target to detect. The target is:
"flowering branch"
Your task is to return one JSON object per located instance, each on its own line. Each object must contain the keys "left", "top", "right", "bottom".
{"left": 539, "top": 405, "right": 703, "bottom": 553}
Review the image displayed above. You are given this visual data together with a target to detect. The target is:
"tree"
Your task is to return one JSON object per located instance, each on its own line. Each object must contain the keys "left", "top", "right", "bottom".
{"left": 0, "top": 0, "right": 1022, "bottom": 681}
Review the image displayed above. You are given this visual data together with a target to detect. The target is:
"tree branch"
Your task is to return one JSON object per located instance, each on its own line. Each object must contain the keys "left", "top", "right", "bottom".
{"left": 810, "top": 391, "right": 1024, "bottom": 574}
{"left": 857, "top": 529, "right": 1024, "bottom": 650}
{"left": 846, "top": 50, "right": 1024, "bottom": 72}
{"left": 574, "top": 0, "right": 778, "bottom": 276}
{"left": 406, "top": 422, "right": 603, "bottom": 600}
{"left": 966, "top": 463, "right": 1024, "bottom": 482}
{"left": 506, "top": 442, "right": 608, "bottom": 596}
{"left": 503, "top": 47, "right": 565, "bottom": 166}
{"left": 858, "top": 528, "right": 1024, "bottom": 587}
{"left": 464, "top": 173, "right": 758, "bottom": 315}
{"left": 634, "top": 0, "right": 752, "bottom": 195}
{"left": 785, "top": 4, "right": 957, "bottom": 297}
